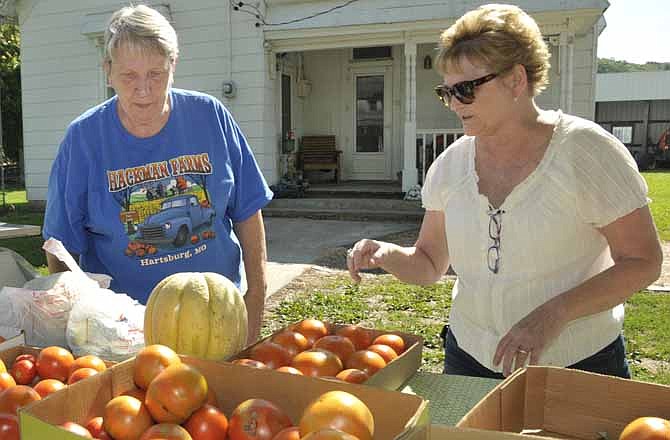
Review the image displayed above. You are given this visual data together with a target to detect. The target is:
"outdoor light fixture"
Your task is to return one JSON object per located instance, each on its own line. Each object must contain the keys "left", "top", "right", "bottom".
{"left": 222, "top": 80, "right": 237, "bottom": 98}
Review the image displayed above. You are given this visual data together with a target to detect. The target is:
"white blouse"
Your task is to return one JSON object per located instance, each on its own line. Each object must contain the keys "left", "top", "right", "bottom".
{"left": 421, "top": 111, "right": 649, "bottom": 372}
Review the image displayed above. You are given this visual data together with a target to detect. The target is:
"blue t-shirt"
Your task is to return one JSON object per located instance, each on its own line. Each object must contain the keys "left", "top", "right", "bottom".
{"left": 43, "top": 89, "right": 273, "bottom": 304}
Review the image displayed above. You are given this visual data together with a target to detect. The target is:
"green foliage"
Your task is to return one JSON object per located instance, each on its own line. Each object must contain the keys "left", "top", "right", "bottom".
{"left": 0, "top": 23, "right": 22, "bottom": 164}
{"left": 598, "top": 57, "right": 670, "bottom": 73}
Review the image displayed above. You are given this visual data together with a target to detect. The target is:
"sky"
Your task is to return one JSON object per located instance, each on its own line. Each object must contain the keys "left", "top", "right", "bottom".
{"left": 597, "top": 0, "right": 670, "bottom": 64}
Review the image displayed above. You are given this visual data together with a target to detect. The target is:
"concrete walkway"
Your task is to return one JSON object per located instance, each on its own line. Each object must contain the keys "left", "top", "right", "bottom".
{"left": 263, "top": 217, "right": 418, "bottom": 297}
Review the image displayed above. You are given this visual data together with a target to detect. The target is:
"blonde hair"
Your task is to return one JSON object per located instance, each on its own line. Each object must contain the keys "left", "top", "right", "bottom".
{"left": 104, "top": 5, "right": 178, "bottom": 65}
{"left": 436, "top": 4, "right": 550, "bottom": 96}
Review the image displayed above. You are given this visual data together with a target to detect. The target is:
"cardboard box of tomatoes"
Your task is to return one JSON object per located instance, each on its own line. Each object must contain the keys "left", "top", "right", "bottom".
{"left": 19, "top": 352, "right": 429, "bottom": 439}
{"left": 455, "top": 366, "right": 670, "bottom": 440}
{"left": 227, "top": 320, "right": 424, "bottom": 391}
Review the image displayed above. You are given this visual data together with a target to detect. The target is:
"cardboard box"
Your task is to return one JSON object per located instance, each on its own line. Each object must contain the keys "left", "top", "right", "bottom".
{"left": 0, "top": 326, "right": 25, "bottom": 352}
{"left": 20, "top": 354, "right": 429, "bottom": 440}
{"left": 456, "top": 366, "right": 670, "bottom": 440}
{"left": 229, "top": 323, "right": 423, "bottom": 390}
{"left": 428, "top": 424, "right": 548, "bottom": 439}
{"left": 0, "top": 344, "right": 41, "bottom": 366}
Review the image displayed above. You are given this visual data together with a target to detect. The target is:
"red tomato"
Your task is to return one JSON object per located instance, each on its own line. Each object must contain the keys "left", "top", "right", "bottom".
{"left": 271, "top": 331, "right": 311, "bottom": 356}
{"left": 291, "top": 349, "right": 343, "bottom": 377}
{"left": 133, "top": 344, "right": 182, "bottom": 390}
{"left": 69, "top": 355, "right": 107, "bottom": 375}
{"left": 184, "top": 404, "right": 229, "bottom": 440}
{"left": 335, "top": 369, "right": 369, "bottom": 384}
{"left": 60, "top": 422, "right": 93, "bottom": 438}
{"left": 619, "top": 416, "right": 670, "bottom": 440}
{"left": 299, "top": 391, "right": 373, "bottom": 440}
{"left": 344, "top": 350, "right": 386, "bottom": 377}
{"left": 145, "top": 363, "right": 208, "bottom": 424}
{"left": 228, "top": 398, "right": 293, "bottom": 440}
{"left": 371, "top": 334, "right": 405, "bottom": 354}
{"left": 68, "top": 367, "right": 99, "bottom": 385}
{"left": 275, "top": 366, "right": 303, "bottom": 375}
{"left": 0, "top": 371, "right": 16, "bottom": 391}
{"left": 85, "top": 417, "right": 113, "bottom": 440}
{"left": 103, "top": 395, "right": 154, "bottom": 440}
{"left": 291, "top": 319, "right": 330, "bottom": 345}
{"left": 139, "top": 423, "right": 193, "bottom": 439}
{"left": 335, "top": 326, "right": 373, "bottom": 351}
{"left": 36, "top": 346, "right": 75, "bottom": 382}
{"left": 0, "top": 385, "right": 41, "bottom": 415}
{"left": 250, "top": 341, "right": 293, "bottom": 369}
{"left": 10, "top": 359, "right": 36, "bottom": 385}
{"left": 14, "top": 354, "right": 37, "bottom": 364}
{"left": 232, "top": 358, "right": 270, "bottom": 369}
{"left": 0, "top": 413, "right": 19, "bottom": 440}
{"left": 366, "top": 344, "right": 398, "bottom": 364}
{"left": 272, "top": 426, "right": 301, "bottom": 440}
{"left": 33, "top": 379, "right": 66, "bottom": 398}
{"left": 313, "top": 335, "right": 356, "bottom": 364}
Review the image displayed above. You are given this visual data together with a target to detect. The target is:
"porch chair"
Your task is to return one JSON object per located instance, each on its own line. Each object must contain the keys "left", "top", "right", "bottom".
{"left": 298, "top": 135, "right": 342, "bottom": 183}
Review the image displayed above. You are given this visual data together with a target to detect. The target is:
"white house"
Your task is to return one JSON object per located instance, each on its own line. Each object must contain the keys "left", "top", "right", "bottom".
{"left": 1, "top": 0, "right": 609, "bottom": 204}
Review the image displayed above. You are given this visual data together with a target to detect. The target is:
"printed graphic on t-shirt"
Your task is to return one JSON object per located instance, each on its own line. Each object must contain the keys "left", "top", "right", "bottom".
{"left": 107, "top": 153, "right": 216, "bottom": 264}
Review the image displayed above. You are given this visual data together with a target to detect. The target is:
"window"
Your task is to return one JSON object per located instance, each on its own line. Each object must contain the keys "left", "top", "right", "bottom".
{"left": 612, "top": 126, "right": 633, "bottom": 144}
{"left": 353, "top": 46, "right": 392, "bottom": 60}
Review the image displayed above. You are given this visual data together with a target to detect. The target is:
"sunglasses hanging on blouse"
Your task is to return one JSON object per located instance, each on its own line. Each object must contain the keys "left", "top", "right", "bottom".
{"left": 487, "top": 206, "right": 505, "bottom": 274}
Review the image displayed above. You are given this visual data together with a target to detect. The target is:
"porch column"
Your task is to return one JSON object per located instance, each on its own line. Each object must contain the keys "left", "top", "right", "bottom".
{"left": 559, "top": 32, "right": 574, "bottom": 113}
{"left": 402, "top": 42, "right": 418, "bottom": 192}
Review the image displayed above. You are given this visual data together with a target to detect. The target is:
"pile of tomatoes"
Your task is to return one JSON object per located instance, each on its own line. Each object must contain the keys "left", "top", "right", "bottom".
{"left": 619, "top": 416, "right": 670, "bottom": 440}
{"left": 50, "top": 344, "right": 374, "bottom": 439}
{"left": 0, "top": 346, "right": 108, "bottom": 440}
{"left": 232, "top": 319, "right": 407, "bottom": 383}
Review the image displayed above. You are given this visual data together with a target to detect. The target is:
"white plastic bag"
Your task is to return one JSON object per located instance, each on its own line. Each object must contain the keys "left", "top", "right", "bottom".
{"left": 66, "top": 287, "right": 145, "bottom": 362}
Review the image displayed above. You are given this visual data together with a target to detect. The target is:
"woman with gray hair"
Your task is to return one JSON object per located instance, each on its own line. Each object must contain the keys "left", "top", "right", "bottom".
{"left": 348, "top": 4, "right": 662, "bottom": 379}
{"left": 43, "top": 5, "right": 273, "bottom": 343}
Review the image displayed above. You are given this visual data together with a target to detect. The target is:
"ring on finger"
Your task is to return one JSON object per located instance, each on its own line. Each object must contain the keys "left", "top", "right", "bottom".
{"left": 517, "top": 348, "right": 530, "bottom": 355}
{"left": 346, "top": 248, "right": 354, "bottom": 257}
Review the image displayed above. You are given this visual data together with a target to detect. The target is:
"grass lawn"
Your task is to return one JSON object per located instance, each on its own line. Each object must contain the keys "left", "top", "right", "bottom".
{"left": 1, "top": 171, "right": 670, "bottom": 384}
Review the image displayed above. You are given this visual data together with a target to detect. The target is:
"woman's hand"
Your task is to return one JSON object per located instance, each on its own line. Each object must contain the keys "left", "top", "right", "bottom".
{"left": 346, "top": 239, "right": 392, "bottom": 283}
{"left": 493, "top": 299, "right": 568, "bottom": 376}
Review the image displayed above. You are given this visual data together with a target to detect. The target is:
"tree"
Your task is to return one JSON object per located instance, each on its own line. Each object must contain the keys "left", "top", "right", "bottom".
{"left": 0, "top": 22, "right": 21, "bottom": 167}
{"left": 598, "top": 57, "right": 670, "bottom": 73}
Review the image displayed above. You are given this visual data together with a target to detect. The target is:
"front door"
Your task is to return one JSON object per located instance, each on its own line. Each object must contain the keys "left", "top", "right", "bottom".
{"left": 347, "top": 67, "right": 392, "bottom": 180}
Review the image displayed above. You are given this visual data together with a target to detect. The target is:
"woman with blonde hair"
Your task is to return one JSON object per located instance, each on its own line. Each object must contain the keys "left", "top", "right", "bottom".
{"left": 43, "top": 5, "right": 273, "bottom": 343}
{"left": 348, "top": 4, "right": 662, "bottom": 378}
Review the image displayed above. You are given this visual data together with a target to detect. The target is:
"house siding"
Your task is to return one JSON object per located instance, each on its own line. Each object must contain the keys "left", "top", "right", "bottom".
{"left": 18, "top": 0, "right": 277, "bottom": 202}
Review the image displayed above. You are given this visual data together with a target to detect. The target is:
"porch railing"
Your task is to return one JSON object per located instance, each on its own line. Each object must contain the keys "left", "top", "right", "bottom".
{"left": 416, "top": 129, "right": 464, "bottom": 184}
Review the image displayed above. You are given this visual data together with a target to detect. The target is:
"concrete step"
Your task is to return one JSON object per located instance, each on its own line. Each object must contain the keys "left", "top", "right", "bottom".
{"left": 264, "top": 198, "right": 424, "bottom": 222}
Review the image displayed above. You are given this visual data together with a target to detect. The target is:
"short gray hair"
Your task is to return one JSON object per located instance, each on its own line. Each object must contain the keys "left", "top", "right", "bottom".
{"left": 104, "top": 5, "right": 178, "bottom": 64}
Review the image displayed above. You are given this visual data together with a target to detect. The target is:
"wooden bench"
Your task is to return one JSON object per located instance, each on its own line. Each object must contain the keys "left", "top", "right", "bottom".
{"left": 299, "top": 135, "right": 342, "bottom": 183}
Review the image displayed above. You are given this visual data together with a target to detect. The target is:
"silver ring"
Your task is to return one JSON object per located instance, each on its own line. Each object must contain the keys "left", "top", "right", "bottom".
{"left": 517, "top": 348, "right": 529, "bottom": 355}
{"left": 346, "top": 248, "right": 354, "bottom": 257}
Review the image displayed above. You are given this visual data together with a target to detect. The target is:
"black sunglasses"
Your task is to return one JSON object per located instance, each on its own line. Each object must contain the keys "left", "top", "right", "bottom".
{"left": 434, "top": 73, "right": 498, "bottom": 107}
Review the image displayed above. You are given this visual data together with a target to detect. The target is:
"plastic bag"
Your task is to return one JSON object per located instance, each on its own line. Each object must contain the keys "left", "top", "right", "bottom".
{"left": 66, "top": 287, "right": 145, "bottom": 362}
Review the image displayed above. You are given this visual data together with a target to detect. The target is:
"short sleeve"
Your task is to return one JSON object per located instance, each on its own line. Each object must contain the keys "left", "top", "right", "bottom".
{"left": 42, "top": 128, "right": 90, "bottom": 254}
{"left": 220, "top": 107, "right": 273, "bottom": 223}
{"left": 573, "top": 125, "right": 649, "bottom": 228}
{"left": 421, "top": 157, "right": 447, "bottom": 210}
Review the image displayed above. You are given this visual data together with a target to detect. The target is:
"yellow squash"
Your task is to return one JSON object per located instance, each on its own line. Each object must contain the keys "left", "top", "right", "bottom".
{"left": 144, "top": 272, "right": 248, "bottom": 360}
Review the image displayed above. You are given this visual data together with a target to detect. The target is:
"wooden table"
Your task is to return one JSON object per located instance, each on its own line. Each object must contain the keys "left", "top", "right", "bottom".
{"left": 402, "top": 372, "right": 501, "bottom": 426}
{"left": 0, "top": 222, "right": 41, "bottom": 239}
